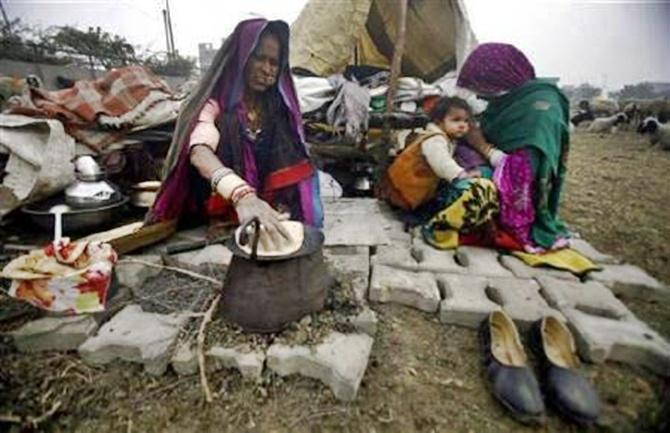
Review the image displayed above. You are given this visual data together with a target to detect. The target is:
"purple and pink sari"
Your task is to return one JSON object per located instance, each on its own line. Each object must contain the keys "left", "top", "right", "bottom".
{"left": 148, "top": 19, "right": 322, "bottom": 227}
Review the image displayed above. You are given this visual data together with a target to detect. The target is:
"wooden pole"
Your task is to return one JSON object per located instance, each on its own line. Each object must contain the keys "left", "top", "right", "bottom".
{"left": 385, "top": 0, "right": 409, "bottom": 114}
{"left": 382, "top": 0, "right": 409, "bottom": 146}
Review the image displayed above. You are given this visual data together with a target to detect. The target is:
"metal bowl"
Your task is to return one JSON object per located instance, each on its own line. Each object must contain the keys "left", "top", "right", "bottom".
{"left": 22, "top": 195, "right": 129, "bottom": 234}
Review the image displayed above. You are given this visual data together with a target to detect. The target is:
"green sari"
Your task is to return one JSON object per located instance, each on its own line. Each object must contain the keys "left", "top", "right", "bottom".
{"left": 480, "top": 79, "right": 570, "bottom": 248}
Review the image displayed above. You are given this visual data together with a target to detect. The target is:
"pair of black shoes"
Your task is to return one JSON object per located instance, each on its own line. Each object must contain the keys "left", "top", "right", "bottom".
{"left": 480, "top": 310, "right": 600, "bottom": 425}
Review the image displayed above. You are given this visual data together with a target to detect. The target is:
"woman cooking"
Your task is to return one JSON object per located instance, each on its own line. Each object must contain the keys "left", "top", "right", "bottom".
{"left": 148, "top": 18, "right": 322, "bottom": 248}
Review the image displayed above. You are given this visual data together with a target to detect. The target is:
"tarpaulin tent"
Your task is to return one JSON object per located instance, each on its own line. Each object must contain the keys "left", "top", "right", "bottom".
{"left": 290, "top": 0, "right": 477, "bottom": 82}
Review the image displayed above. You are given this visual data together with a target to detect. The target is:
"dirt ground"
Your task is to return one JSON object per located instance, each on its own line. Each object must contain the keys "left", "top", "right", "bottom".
{"left": 1, "top": 130, "right": 669, "bottom": 432}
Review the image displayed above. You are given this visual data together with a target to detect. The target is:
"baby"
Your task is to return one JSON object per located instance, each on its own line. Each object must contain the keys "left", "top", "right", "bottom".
{"left": 380, "top": 96, "right": 489, "bottom": 210}
{"left": 421, "top": 96, "right": 480, "bottom": 181}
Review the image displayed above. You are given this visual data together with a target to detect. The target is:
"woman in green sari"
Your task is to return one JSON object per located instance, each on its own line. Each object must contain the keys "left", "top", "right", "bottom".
{"left": 455, "top": 43, "right": 571, "bottom": 252}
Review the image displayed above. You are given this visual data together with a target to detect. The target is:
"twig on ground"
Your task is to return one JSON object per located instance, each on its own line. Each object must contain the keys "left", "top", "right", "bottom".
{"left": 0, "top": 413, "right": 22, "bottom": 423}
{"left": 288, "top": 407, "right": 348, "bottom": 429}
{"left": 29, "top": 400, "right": 62, "bottom": 428}
{"left": 197, "top": 293, "right": 221, "bottom": 403}
{"left": 117, "top": 259, "right": 223, "bottom": 287}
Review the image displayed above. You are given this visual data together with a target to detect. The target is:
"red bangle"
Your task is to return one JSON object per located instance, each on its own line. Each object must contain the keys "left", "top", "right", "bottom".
{"left": 229, "top": 183, "right": 248, "bottom": 200}
{"left": 232, "top": 187, "right": 256, "bottom": 205}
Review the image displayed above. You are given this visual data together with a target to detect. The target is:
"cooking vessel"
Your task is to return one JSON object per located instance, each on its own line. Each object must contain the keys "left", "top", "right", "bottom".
{"left": 22, "top": 195, "right": 128, "bottom": 233}
{"left": 220, "top": 218, "right": 330, "bottom": 333}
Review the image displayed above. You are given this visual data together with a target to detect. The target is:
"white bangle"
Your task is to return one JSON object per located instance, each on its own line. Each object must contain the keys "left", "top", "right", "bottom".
{"left": 215, "top": 172, "right": 249, "bottom": 200}
{"left": 210, "top": 167, "right": 233, "bottom": 190}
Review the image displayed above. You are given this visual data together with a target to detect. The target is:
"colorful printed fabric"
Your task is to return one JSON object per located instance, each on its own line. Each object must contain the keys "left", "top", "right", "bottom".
{"left": 493, "top": 149, "right": 536, "bottom": 250}
{"left": 480, "top": 80, "right": 570, "bottom": 248}
{"left": 422, "top": 177, "right": 499, "bottom": 249}
{"left": 1, "top": 239, "right": 117, "bottom": 314}
{"left": 512, "top": 248, "right": 599, "bottom": 276}
{"left": 457, "top": 43, "right": 536, "bottom": 95}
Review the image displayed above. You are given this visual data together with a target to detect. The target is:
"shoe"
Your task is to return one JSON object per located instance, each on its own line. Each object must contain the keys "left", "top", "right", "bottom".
{"left": 480, "top": 310, "right": 546, "bottom": 425}
{"left": 528, "top": 315, "right": 600, "bottom": 425}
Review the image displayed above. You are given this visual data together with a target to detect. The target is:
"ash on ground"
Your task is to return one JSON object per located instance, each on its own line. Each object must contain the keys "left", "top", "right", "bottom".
{"left": 204, "top": 279, "right": 363, "bottom": 351}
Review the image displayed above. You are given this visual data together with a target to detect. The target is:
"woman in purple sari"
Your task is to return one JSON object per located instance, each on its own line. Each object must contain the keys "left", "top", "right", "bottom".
{"left": 148, "top": 19, "right": 322, "bottom": 246}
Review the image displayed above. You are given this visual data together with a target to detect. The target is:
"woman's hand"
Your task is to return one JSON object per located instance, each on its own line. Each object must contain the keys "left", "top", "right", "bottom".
{"left": 234, "top": 194, "right": 292, "bottom": 250}
{"left": 457, "top": 169, "right": 483, "bottom": 179}
{"left": 488, "top": 149, "right": 508, "bottom": 168}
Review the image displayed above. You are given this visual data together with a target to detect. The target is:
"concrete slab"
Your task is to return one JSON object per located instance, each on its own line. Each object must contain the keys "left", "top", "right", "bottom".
{"left": 349, "top": 307, "right": 378, "bottom": 337}
{"left": 486, "top": 277, "right": 563, "bottom": 329}
{"left": 570, "top": 239, "right": 618, "bottom": 264}
{"left": 208, "top": 345, "right": 265, "bottom": 380}
{"left": 79, "top": 305, "right": 188, "bottom": 376}
{"left": 323, "top": 199, "right": 391, "bottom": 246}
{"left": 266, "top": 332, "right": 374, "bottom": 401}
{"left": 437, "top": 275, "right": 500, "bottom": 328}
{"left": 413, "top": 243, "right": 468, "bottom": 275}
{"left": 537, "top": 276, "right": 633, "bottom": 321}
{"left": 115, "top": 254, "right": 163, "bottom": 289}
{"left": 562, "top": 308, "right": 670, "bottom": 377}
{"left": 371, "top": 245, "right": 419, "bottom": 271}
{"left": 455, "top": 247, "right": 513, "bottom": 278}
{"left": 369, "top": 265, "right": 440, "bottom": 312}
{"left": 172, "top": 244, "right": 233, "bottom": 268}
{"left": 171, "top": 341, "right": 197, "bottom": 376}
{"left": 587, "top": 264, "right": 669, "bottom": 302}
{"left": 11, "top": 315, "right": 98, "bottom": 352}
{"left": 324, "top": 246, "right": 370, "bottom": 303}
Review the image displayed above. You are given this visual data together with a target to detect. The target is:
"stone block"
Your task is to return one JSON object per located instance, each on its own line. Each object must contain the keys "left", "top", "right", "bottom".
{"left": 323, "top": 199, "right": 391, "bottom": 246}
{"left": 500, "top": 255, "right": 579, "bottom": 281}
{"left": 486, "top": 277, "right": 563, "bottom": 329}
{"left": 371, "top": 245, "right": 418, "bottom": 271}
{"left": 11, "top": 315, "right": 98, "bottom": 352}
{"left": 324, "top": 246, "right": 370, "bottom": 303}
{"left": 537, "top": 276, "right": 633, "bottom": 320}
{"left": 171, "top": 341, "right": 198, "bottom": 376}
{"left": 369, "top": 265, "right": 440, "bottom": 312}
{"left": 562, "top": 308, "right": 670, "bottom": 377}
{"left": 570, "top": 239, "right": 617, "bottom": 264}
{"left": 349, "top": 307, "right": 378, "bottom": 336}
{"left": 266, "top": 332, "right": 374, "bottom": 401}
{"left": 437, "top": 275, "right": 500, "bottom": 328}
{"left": 208, "top": 345, "right": 265, "bottom": 380}
{"left": 413, "top": 243, "right": 468, "bottom": 275}
{"left": 455, "top": 246, "right": 513, "bottom": 278}
{"left": 79, "top": 305, "right": 188, "bottom": 376}
{"left": 588, "top": 264, "right": 669, "bottom": 301}
{"left": 114, "top": 254, "right": 162, "bottom": 289}
{"left": 172, "top": 244, "right": 233, "bottom": 268}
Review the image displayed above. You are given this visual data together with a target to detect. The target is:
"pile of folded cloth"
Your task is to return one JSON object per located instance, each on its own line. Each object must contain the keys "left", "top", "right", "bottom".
{"left": 1, "top": 238, "right": 117, "bottom": 314}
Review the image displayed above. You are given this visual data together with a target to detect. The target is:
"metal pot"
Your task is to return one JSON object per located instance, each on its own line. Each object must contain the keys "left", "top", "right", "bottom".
{"left": 220, "top": 218, "right": 330, "bottom": 333}
{"left": 65, "top": 172, "right": 121, "bottom": 209}
{"left": 22, "top": 195, "right": 128, "bottom": 233}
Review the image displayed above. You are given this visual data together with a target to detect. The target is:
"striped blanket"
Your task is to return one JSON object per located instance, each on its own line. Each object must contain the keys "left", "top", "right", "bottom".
{"left": 9, "top": 66, "right": 180, "bottom": 151}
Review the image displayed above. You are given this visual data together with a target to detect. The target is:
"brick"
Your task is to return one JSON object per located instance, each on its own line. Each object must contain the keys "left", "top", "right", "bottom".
{"left": 455, "top": 246, "right": 513, "bottom": 278}
{"left": 437, "top": 275, "right": 500, "bottom": 328}
{"left": 369, "top": 265, "right": 440, "bottom": 312}
{"left": 486, "top": 277, "right": 563, "bottom": 329}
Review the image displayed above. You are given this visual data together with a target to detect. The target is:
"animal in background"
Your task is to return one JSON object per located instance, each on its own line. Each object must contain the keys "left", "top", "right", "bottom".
{"left": 638, "top": 116, "right": 670, "bottom": 150}
{"left": 587, "top": 112, "right": 627, "bottom": 134}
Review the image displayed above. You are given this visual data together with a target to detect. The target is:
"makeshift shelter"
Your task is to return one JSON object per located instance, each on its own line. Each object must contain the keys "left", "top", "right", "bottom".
{"left": 290, "top": 0, "right": 477, "bottom": 82}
